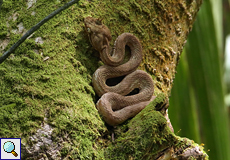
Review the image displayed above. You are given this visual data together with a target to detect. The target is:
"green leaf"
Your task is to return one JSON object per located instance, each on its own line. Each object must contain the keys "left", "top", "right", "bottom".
{"left": 169, "top": 52, "right": 200, "bottom": 143}
{"left": 169, "top": 0, "right": 230, "bottom": 159}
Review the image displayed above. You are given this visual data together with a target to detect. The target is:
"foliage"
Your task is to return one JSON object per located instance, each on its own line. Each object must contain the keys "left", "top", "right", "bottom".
{"left": 169, "top": 0, "right": 230, "bottom": 159}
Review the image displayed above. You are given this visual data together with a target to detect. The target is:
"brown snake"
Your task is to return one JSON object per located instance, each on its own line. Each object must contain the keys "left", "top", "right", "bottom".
{"left": 84, "top": 17, "right": 155, "bottom": 126}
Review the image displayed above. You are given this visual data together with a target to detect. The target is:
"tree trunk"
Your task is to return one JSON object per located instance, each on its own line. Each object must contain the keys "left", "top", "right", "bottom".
{"left": 0, "top": 0, "right": 207, "bottom": 159}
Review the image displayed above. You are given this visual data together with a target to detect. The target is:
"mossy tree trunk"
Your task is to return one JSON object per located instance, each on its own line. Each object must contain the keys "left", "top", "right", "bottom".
{"left": 0, "top": 0, "right": 206, "bottom": 159}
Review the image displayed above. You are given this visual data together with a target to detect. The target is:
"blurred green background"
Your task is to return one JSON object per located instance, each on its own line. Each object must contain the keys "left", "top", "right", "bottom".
{"left": 168, "top": 0, "right": 230, "bottom": 159}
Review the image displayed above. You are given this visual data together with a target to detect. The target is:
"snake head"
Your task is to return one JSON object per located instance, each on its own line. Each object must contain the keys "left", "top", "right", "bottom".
{"left": 84, "top": 16, "right": 112, "bottom": 52}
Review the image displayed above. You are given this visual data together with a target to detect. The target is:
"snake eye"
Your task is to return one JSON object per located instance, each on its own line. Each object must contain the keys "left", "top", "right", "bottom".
{"left": 95, "top": 19, "right": 102, "bottom": 25}
{"left": 87, "top": 28, "right": 91, "bottom": 33}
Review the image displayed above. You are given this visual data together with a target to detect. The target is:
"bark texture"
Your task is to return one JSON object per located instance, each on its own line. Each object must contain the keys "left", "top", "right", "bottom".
{"left": 0, "top": 0, "right": 207, "bottom": 159}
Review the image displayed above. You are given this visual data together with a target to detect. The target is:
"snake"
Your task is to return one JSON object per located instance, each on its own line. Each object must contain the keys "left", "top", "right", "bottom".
{"left": 84, "top": 17, "right": 155, "bottom": 126}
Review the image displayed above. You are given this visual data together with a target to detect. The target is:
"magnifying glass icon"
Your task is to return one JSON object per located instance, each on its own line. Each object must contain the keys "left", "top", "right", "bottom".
{"left": 3, "top": 141, "right": 18, "bottom": 157}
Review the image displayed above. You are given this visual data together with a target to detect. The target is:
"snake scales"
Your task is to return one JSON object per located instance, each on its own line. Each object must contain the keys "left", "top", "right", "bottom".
{"left": 84, "top": 17, "right": 155, "bottom": 126}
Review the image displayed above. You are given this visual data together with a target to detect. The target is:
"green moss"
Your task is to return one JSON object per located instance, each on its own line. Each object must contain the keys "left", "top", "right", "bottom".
{"left": 104, "top": 93, "right": 208, "bottom": 159}
{"left": 0, "top": 22, "right": 7, "bottom": 38}
{"left": 0, "top": 0, "right": 106, "bottom": 159}
{"left": 105, "top": 94, "right": 176, "bottom": 159}
{"left": 1, "top": 0, "right": 14, "bottom": 11}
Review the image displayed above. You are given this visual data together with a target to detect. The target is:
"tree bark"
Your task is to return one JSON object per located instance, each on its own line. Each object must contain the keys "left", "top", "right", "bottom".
{"left": 0, "top": 0, "right": 207, "bottom": 159}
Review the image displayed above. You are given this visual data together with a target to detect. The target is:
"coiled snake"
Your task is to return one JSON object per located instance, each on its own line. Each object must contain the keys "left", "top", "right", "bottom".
{"left": 84, "top": 17, "right": 155, "bottom": 126}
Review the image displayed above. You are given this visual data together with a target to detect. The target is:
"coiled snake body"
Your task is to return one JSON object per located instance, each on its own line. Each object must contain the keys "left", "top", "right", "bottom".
{"left": 84, "top": 17, "right": 155, "bottom": 126}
